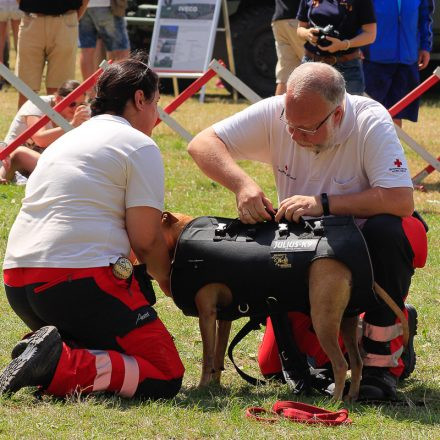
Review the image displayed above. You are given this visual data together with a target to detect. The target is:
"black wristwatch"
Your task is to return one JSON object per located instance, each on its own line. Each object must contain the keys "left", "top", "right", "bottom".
{"left": 321, "top": 193, "right": 330, "bottom": 216}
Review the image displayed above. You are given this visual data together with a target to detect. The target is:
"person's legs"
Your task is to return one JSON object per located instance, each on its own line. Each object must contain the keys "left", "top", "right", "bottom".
{"left": 1, "top": 267, "right": 184, "bottom": 398}
{"left": 0, "top": 147, "right": 40, "bottom": 182}
{"left": 79, "top": 9, "right": 99, "bottom": 81}
{"left": 360, "top": 214, "right": 417, "bottom": 399}
{"left": 0, "top": 21, "right": 8, "bottom": 64}
{"left": 45, "top": 13, "right": 78, "bottom": 94}
{"left": 272, "top": 19, "right": 303, "bottom": 95}
{"left": 107, "top": 16, "right": 130, "bottom": 62}
{"left": 335, "top": 58, "right": 365, "bottom": 95}
{"left": 16, "top": 14, "right": 46, "bottom": 108}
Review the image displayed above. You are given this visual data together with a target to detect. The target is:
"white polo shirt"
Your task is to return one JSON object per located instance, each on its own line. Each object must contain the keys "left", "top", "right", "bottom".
{"left": 213, "top": 93, "right": 412, "bottom": 204}
{"left": 3, "top": 115, "right": 164, "bottom": 269}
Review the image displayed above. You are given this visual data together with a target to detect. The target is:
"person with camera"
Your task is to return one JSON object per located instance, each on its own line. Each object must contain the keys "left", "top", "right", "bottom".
{"left": 296, "top": 0, "right": 376, "bottom": 95}
{"left": 0, "top": 80, "right": 90, "bottom": 184}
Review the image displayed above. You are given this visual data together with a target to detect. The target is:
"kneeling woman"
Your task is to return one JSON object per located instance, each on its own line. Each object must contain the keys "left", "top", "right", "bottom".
{"left": 0, "top": 53, "right": 184, "bottom": 399}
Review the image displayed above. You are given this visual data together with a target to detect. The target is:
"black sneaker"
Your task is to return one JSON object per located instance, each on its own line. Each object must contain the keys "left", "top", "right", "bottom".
{"left": 358, "top": 366, "right": 398, "bottom": 401}
{"left": 0, "top": 326, "right": 62, "bottom": 396}
{"left": 400, "top": 304, "right": 418, "bottom": 381}
{"left": 11, "top": 338, "right": 30, "bottom": 360}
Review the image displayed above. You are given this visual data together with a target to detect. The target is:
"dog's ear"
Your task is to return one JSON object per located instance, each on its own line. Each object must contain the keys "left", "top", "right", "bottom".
{"left": 162, "top": 211, "right": 179, "bottom": 227}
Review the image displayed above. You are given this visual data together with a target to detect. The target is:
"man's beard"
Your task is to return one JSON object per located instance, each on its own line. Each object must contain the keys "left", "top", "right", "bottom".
{"left": 297, "top": 131, "right": 336, "bottom": 154}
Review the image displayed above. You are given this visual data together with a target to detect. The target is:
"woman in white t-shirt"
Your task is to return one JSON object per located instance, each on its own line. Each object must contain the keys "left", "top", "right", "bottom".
{"left": 1, "top": 52, "right": 184, "bottom": 400}
{"left": 0, "top": 80, "right": 89, "bottom": 183}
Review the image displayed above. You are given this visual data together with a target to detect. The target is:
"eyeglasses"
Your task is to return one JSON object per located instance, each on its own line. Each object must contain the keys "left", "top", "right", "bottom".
{"left": 67, "top": 101, "right": 87, "bottom": 108}
{"left": 279, "top": 106, "right": 338, "bottom": 135}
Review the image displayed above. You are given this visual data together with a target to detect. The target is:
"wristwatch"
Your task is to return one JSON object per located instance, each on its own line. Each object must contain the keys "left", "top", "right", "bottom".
{"left": 320, "top": 193, "right": 330, "bottom": 216}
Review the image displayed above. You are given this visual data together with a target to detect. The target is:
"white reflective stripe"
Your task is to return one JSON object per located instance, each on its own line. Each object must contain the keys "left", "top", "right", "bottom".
{"left": 363, "top": 346, "right": 404, "bottom": 368}
{"left": 363, "top": 322, "right": 402, "bottom": 342}
{"left": 89, "top": 350, "right": 112, "bottom": 392}
{"left": 119, "top": 354, "right": 139, "bottom": 398}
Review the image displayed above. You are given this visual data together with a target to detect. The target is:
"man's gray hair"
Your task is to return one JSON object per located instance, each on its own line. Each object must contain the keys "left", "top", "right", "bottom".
{"left": 286, "top": 62, "right": 346, "bottom": 107}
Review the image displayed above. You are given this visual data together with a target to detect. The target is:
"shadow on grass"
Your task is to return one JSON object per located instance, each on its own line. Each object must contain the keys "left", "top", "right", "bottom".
{"left": 76, "top": 377, "right": 440, "bottom": 426}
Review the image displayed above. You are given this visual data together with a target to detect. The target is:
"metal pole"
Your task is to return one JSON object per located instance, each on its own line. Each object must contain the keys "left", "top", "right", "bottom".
{"left": 222, "top": 0, "right": 238, "bottom": 102}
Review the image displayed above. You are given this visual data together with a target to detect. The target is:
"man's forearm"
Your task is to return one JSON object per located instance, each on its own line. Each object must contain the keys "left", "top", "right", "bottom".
{"left": 327, "top": 187, "right": 414, "bottom": 218}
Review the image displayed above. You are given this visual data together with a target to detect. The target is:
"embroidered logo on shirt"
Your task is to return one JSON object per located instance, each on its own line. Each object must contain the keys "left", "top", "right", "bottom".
{"left": 278, "top": 165, "right": 296, "bottom": 180}
{"left": 389, "top": 158, "right": 407, "bottom": 173}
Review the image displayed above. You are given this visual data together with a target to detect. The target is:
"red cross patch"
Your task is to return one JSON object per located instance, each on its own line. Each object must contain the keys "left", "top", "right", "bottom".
{"left": 394, "top": 159, "right": 402, "bottom": 168}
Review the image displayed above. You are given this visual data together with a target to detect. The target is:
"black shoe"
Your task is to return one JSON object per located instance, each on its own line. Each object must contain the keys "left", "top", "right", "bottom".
{"left": 11, "top": 338, "right": 30, "bottom": 360}
{"left": 400, "top": 304, "right": 418, "bottom": 381}
{"left": 359, "top": 366, "right": 398, "bottom": 401}
{"left": 0, "top": 326, "right": 62, "bottom": 396}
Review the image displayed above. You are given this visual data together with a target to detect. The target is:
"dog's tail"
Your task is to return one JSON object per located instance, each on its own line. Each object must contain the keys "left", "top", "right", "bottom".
{"left": 373, "top": 282, "right": 409, "bottom": 347}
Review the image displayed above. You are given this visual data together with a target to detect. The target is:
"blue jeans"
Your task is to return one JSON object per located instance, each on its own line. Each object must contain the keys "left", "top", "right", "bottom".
{"left": 78, "top": 7, "right": 130, "bottom": 51}
{"left": 302, "top": 56, "right": 365, "bottom": 95}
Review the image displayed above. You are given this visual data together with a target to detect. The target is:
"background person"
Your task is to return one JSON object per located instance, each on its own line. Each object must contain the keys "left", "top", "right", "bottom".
{"left": 79, "top": 0, "right": 130, "bottom": 89}
{"left": 0, "top": 80, "right": 89, "bottom": 184}
{"left": 272, "top": 0, "right": 303, "bottom": 95}
{"left": 0, "top": 0, "right": 23, "bottom": 87}
{"left": 187, "top": 62, "right": 427, "bottom": 401}
{"left": 362, "top": 0, "right": 434, "bottom": 127}
{"left": 0, "top": 53, "right": 184, "bottom": 399}
{"left": 296, "top": 0, "right": 376, "bottom": 95}
{"left": 15, "top": 0, "right": 89, "bottom": 109}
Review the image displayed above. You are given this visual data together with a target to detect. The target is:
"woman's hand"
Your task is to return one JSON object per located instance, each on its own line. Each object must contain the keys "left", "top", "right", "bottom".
{"left": 71, "top": 105, "right": 91, "bottom": 127}
{"left": 317, "top": 36, "right": 348, "bottom": 53}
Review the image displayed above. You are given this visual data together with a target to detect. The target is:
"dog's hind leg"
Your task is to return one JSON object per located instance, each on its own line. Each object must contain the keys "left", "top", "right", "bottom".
{"left": 309, "top": 258, "right": 352, "bottom": 401}
{"left": 341, "top": 315, "right": 362, "bottom": 402}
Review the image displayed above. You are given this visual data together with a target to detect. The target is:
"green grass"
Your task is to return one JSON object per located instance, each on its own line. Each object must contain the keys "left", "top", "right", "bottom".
{"left": 0, "top": 77, "right": 440, "bottom": 438}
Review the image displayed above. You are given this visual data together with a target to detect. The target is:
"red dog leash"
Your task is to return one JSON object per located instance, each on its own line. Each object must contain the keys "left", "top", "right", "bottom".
{"left": 246, "top": 401, "right": 352, "bottom": 426}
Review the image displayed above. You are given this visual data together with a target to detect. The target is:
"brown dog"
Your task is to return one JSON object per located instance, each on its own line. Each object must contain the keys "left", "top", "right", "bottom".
{"left": 160, "top": 212, "right": 409, "bottom": 401}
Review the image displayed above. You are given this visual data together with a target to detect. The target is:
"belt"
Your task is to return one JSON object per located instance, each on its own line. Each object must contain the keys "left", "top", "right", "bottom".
{"left": 305, "top": 48, "right": 360, "bottom": 66}
{"left": 25, "top": 10, "right": 76, "bottom": 17}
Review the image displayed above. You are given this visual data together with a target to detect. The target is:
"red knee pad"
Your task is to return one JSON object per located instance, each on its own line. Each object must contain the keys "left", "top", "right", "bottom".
{"left": 402, "top": 216, "right": 428, "bottom": 268}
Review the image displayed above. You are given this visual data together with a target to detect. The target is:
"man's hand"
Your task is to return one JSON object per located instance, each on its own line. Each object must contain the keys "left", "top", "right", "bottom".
{"left": 236, "top": 182, "right": 275, "bottom": 224}
{"left": 317, "top": 36, "right": 345, "bottom": 53}
{"left": 275, "top": 195, "right": 322, "bottom": 222}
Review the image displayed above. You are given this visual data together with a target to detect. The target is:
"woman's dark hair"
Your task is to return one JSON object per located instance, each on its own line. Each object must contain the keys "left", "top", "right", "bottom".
{"left": 56, "top": 80, "right": 81, "bottom": 97}
{"left": 90, "top": 51, "right": 159, "bottom": 116}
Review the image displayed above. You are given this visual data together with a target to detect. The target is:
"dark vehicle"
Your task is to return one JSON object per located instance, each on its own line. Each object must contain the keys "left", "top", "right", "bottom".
{"left": 125, "top": 1, "right": 440, "bottom": 97}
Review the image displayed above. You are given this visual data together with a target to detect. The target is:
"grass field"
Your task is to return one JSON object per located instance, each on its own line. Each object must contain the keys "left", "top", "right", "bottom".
{"left": 0, "top": 69, "right": 439, "bottom": 439}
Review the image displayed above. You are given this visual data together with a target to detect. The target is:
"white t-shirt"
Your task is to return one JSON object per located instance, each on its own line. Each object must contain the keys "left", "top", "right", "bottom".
{"left": 3, "top": 115, "right": 164, "bottom": 269}
{"left": 213, "top": 93, "right": 412, "bottom": 204}
{"left": 88, "top": 0, "right": 111, "bottom": 7}
{"left": 4, "top": 96, "right": 54, "bottom": 145}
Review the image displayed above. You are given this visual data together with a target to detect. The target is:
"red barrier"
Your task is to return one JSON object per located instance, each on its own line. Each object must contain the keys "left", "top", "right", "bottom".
{"left": 0, "top": 63, "right": 111, "bottom": 162}
{"left": 155, "top": 60, "right": 226, "bottom": 126}
{"left": 388, "top": 73, "right": 440, "bottom": 118}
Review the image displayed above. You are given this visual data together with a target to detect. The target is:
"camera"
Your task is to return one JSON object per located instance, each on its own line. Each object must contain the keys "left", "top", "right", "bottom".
{"left": 313, "top": 24, "right": 340, "bottom": 47}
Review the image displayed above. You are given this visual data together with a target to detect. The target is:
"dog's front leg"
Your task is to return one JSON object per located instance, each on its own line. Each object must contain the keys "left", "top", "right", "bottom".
{"left": 309, "top": 258, "right": 352, "bottom": 401}
{"left": 195, "top": 283, "right": 232, "bottom": 387}
{"left": 212, "top": 320, "right": 232, "bottom": 383}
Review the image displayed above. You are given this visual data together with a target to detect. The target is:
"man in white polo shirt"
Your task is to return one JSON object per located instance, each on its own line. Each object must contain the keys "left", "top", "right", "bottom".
{"left": 187, "top": 62, "right": 427, "bottom": 401}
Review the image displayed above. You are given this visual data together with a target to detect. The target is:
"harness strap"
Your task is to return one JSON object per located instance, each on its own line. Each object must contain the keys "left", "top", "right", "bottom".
{"left": 246, "top": 401, "right": 352, "bottom": 425}
{"left": 227, "top": 317, "right": 266, "bottom": 386}
{"left": 266, "top": 297, "right": 312, "bottom": 394}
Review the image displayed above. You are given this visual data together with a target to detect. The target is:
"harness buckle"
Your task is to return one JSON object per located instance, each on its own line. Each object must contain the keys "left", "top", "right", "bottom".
{"left": 278, "top": 223, "right": 289, "bottom": 237}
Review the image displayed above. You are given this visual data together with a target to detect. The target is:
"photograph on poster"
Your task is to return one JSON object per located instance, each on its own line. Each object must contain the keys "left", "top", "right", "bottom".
{"left": 160, "top": 0, "right": 215, "bottom": 20}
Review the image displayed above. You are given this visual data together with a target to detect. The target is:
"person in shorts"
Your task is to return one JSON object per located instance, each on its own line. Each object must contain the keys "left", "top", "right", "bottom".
{"left": 15, "top": 0, "right": 89, "bottom": 108}
{"left": 362, "top": 0, "right": 434, "bottom": 126}
{"left": 79, "top": 0, "right": 130, "bottom": 84}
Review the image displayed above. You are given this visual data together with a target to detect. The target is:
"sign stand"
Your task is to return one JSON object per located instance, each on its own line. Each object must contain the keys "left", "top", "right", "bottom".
{"left": 149, "top": 0, "right": 236, "bottom": 101}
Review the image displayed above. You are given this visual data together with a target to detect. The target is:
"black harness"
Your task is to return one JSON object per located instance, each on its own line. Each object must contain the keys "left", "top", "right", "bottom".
{"left": 170, "top": 215, "right": 377, "bottom": 393}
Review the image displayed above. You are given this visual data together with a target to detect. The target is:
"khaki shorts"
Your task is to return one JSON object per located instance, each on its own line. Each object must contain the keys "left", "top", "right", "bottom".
{"left": 0, "top": 10, "right": 23, "bottom": 21}
{"left": 16, "top": 12, "right": 78, "bottom": 91}
{"left": 272, "top": 19, "right": 305, "bottom": 84}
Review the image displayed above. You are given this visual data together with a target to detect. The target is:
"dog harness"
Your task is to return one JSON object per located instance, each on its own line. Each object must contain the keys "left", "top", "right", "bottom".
{"left": 170, "top": 215, "right": 377, "bottom": 319}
